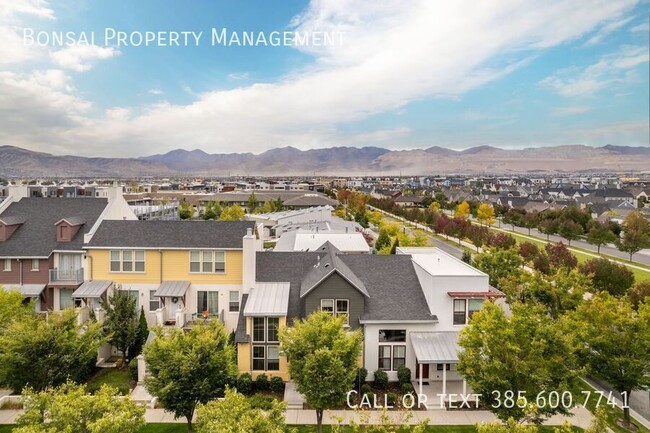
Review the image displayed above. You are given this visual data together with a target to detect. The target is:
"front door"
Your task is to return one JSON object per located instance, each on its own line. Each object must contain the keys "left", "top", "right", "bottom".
{"left": 416, "top": 362, "right": 429, "bottom": 379}
{"left": 169, "top": 298, "right": 180, "bottom": 317}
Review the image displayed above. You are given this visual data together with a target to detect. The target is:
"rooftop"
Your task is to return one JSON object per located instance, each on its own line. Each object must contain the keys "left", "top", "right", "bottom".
{"left": 397, "top": 247, "right": 487, "bottom": 277}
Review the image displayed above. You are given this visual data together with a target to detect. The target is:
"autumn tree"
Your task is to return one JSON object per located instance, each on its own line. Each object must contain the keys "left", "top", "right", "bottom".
{"left": 616, "top": 210, "right": 650, "bottom": 261}
{"left": 585, "top": 220, "right": 617, "bottom": 254}
{"left": 455, "top": 201, "right": 470, "bottom": 219}
{"left": 472, "top": 248, "right": 523, "bottom": 289}
{"left": 629, "top": 281, "right": 650, "bottom": 310}
{"left": 578, "top": 258, "right": 635, "bottom": 296}
{"left": 219, "top": 204, "right": 245, "bottom": 221}
{"left": 545, "top": 242, "right": 577, "bottom": 270}
{"left": 279, "top": 311, "right": 362, "bottom": 433}
{"left": 477, "top": 203, "right": 495, "bottom": 226}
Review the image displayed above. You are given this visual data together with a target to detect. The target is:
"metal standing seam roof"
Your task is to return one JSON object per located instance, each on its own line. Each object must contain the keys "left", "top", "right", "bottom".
{"left": 154, "top": 281, "right": 191, "bottom": 297}
{"left": 72, "top": 280, "right": 113, "bottom": 298}
{"left": 6, "top": 284, "right": 46, "bottom": 297}
{"left": 410, "top": 332, "right": 461, "bottom": 363}
{"left": 243, "top": 282, "right": 291, "bottom": 316}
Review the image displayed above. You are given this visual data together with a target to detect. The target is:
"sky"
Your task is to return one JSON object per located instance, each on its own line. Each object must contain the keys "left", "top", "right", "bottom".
{"left": 0, "top": 0, "right": 648, "bottom": 157}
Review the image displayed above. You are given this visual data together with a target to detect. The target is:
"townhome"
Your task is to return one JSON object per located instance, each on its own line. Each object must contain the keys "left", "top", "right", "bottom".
{"left": 234, "top": 243, "right": 504, "bottom": 397}
{"left": 82, "top": 220, "right": 261, "bottom": 332}
{"left": 0, "top": 186, "right": 136, "bottom": 312}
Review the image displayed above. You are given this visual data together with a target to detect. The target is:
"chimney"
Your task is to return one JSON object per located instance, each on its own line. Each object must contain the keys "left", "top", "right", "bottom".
{"left": 241, "top": 225, "right": 259, "bottom": 295}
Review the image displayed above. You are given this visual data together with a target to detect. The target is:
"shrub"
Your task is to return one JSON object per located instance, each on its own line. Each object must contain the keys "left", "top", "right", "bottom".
{"left": 128, "top": 359, "right": 139, "bottom": 382}
{"left": 255, "top": 373, "right": 269, "bottom": 391}
{"left": 461, "top": 250, "right": 472, "bottom": 264}
{"left": 397, "top": 366, "right": 411, "bottom": 384}
{"left": 363, "top": 391, "right": 374, "bottom": 402}
{"left": 386, "top": 392, "right": 398, "bottom": 406}
{"left": 247, "top": 394, "right": 275, "bottom": 410}
{"left": 360, "top": 383, "right": 372, "bottom": 394}
{"left": 270, "top": 376, "right": 284, "bottom": 393}
{"left": 354, "top": 367, "right": 368, "bottom": 388}
{"left": 236, "top": 373, "right": 253, "bottom": 395}
{"left": 400, "top": 382, "right": 414, "bottom": 394}
{"left": 373, "top": 369, "right": 389, "bottom": 390}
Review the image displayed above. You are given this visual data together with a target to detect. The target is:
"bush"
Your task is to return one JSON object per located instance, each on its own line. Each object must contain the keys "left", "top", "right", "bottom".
{"left": 269, "top": 376, "right": 284, "bottom": 393}
{"left": 237, "top": 373, "right": 253, "bottom": 395}
{"left": 397, "top": 366, "right": 411, "bottom": 384}
{"left": 461, "top": 250, "right": 472, "bottom": 264}
{"left": 360, "top": 383, "right": 372, "bottom": 394}
{"left": 386, "top": 392, "right": 398, "bottom": 406}
{"left": 373, "top": 369, "right": 389, "bottom": 390}
{"left": 128, "top": 359, "right": 138, "bottom": 382}
{"left": 354, "top": 367, "right": 368, "bottom": 388}
{"left": 255, "top": 373, "right": 269, "bottom": 391}
{"left": 400, "top": 382, "right": 414, "bottom": 394}
{"left": 363, "top": 391, "right": 374, "bottom": 402}
{"left": 247, "top": 394, "right": 275, "bottom": 410}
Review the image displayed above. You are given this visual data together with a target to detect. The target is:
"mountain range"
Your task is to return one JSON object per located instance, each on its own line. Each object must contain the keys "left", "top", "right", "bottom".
{"left": 0, "top": 144, "right": 648, "bottom": 178}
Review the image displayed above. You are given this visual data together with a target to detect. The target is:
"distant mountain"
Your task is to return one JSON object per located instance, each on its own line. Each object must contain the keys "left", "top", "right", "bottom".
{"left": 0, "top": 144, "right": 648, "bottom": 177}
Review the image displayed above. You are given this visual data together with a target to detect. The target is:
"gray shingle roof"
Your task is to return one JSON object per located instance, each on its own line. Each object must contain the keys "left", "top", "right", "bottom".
{"left": 299, "top": 242, "right": 369, "bottom": 297}
{"left": 0, "top": 216, "right": 25, "bottom": 226}
{"left": 86, "top": 220, "right": 255, "bottom": 249}
{"left": 255, "top": 247, "right": 433, "bottom": 324}
{"left": 0, "top": 198, "right": 108, "bottom": 257}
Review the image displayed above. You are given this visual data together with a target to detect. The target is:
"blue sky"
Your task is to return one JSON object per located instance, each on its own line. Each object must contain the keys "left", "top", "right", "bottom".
{"left": 0, "top": 0, "right": 648, "bottom": 157}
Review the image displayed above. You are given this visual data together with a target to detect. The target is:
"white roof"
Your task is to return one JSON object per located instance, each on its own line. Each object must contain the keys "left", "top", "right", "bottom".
{"left": 244, "top": 282, "right": 290, "bottom": 316}
{"left": 274, "top": 232, "right": 370, "bottom": 253}
{"left": 398, "top": 247, "right": 486, "bottom": 277}
{"left": 410, "top": 331, "right": 460, "bottom": 363}
{"left": 248, "top": 205, "right": 334, "bottom": 222}
{"left": 5, "top": 284, "right": 46, "bottom": 297}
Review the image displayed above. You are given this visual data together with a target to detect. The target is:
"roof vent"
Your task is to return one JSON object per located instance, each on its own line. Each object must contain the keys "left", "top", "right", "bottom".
{"left": 324, "top": 263, "right": 330, "bottom": 268}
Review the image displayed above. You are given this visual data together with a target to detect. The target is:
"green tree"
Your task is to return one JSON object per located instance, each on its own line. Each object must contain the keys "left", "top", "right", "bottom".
{"left": 557, "top": 220, "right": 583, "bottom": 246}
{"left": 472, "top": 248, "right": 523, "bottom": 289}
{"left": 279, "top": 311, "right": 363, "bottom": 433}
{"left": 585, "top": 221, "right": 617, "bottom": 254}
{"left": 629, "top": 281, "right": 650, "bottom": 310}
{"left": 577, "top": 258, "right": 635, "bottom": 296}
{"left": 565, "top": 293, "right": 650, "bottom": 428}
{"left": 247, "top": 192, "right": 259, "bottom": 213}
{"left": 389, "top": 236, "right": 400, "bottom": 254}
{"left": 219, "top": 204, "right": 245, "bottom": 221}
{"left": 538, "top": 218, "right": 559, "bottom": 241}
{"left": 0, "top": 288, "right": 31, "bottom": 334}
{"left": 616, "top": 210, "right": 650, "bottom": 261}
{"left": 144, "top": 320, "right": 237, "bottom": 433}
{"left": 0, "top": 309, "right": 104, "bottom": 392}
{"left": 201, "top": 201, "right": 221, "bottom": 220}
{"left": 458, "top": 302, "right": 578, "bottom": 423}
{"left": 179, "top": 198, "right": 193, "bottom": 220}
{"left": 375, "top": 228, "right": 391, "bottom": 251}
{"left": 195, "top": 387, "right": 286, "bottom": 433}
{"left": 101, "top": 290, "right": 138, "bottom": 366}
{"left": 15, "top": 382, "right": 145, "bottom": 433}
{"left": 128, "top": 306, "right": 149, "bottom": 361}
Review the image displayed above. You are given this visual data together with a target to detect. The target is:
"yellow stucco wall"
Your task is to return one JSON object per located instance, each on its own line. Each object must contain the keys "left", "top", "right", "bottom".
{"left": 87, "top": 249, "right": 243, "bottom": 284}
{"left": 237, "top": 316, "right": 290, "bottom": 381}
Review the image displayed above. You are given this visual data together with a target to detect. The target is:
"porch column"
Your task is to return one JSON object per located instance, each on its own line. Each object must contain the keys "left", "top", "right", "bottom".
{"left": 418, "top": 363, "right": 423, "bottom": 396}
{"left": 462, "top": 378, "right": 467, "bottom": 396}
{"left": 442, "top": 363, "right": 447, "bottom": 398}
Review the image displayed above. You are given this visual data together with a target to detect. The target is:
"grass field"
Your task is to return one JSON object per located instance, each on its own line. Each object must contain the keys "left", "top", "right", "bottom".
{"left": 85, "top": 367, "right": 132, "bottom": 395}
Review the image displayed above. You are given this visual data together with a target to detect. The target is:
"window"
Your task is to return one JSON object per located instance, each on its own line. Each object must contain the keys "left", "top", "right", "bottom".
{"left": 59, "top": 288, "right": 74, "bottom": 309}
{"left": 109, "top": 250, "right": 145, "bottom": 273}
{"left": 267, "top": 317, "right": 279, "bottom": 342}
{"left": 379, "top": 330, "right": 406, "bottom": 342}
{"left": 3, "top": 259, "right": 11, "bottom": 271}
{"left": 190, "top": 250, "right": 226, "bottom": 273}
{"left": 321, "top": 299, "right": 334, "bottom": 315}
{"left": 392, "top": 345, "right": 406, "bottom": 370}
{"left": 149, "top": 290, "right": 160, "bottom": 312}
{"left": 31, "top": 259, "right": 39, "bottom": 271}
{"left": 437, "top": 363, "right": 451, "bottom": 371}
{"left": 468, "top": 299, "right": 484, "bottom": 320}
{"left": 253, "top": 317, "right": 265, "bottom": 342}
{"left": 229, "top": 291, "right": 239, "bottom": 312}
{"left": 126, "top": 290, "right": 139, "bottom": 311}
{"left": 252, "top": 346, "right": 265, "bottom": 370}
{"left": 59, "top": 225, "right": 69, "bottom": 239}
{"left": 453, "top": 299, "right": 467, "bottom": 325}
{"left": 378, "top": 346, "right": 392, "bottom": 370}
{"left": 336, "top": 299, "right": 349, "bottom": 325}
{"left": 267, "top": 346, "right": 280, "bottom": 371}
{"left": 197, "top": 291, "right": 219, "bottom": 317}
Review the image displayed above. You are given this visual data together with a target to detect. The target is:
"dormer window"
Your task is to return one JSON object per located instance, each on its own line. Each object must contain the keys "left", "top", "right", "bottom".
{"left": 59, "top": 225, "right": 69, "bottom": 240}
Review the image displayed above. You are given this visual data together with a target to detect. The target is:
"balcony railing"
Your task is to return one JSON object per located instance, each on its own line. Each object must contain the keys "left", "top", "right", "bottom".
{"left": 49, "top": 267, "right": 84, "bottom": 285}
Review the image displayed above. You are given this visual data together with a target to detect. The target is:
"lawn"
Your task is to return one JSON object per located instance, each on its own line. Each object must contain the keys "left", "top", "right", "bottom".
{"left": 86, "top": 367, "right": 132, "bottom": 395}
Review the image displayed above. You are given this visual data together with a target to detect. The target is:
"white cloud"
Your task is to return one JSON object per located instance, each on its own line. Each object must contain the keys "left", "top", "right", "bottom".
{"left": 584, "top": 16, "right": 634, "bottom": 45}
{"left": 540, "top": 45, "right": 649, "bottom": 96}
{"left": 0, "top": 0, "right": 53, "bottom": 65}
{"left": 148, "top": 89, "right": 164, "bottom": 95}
{"left": 551, "top": 106, "right": 590, "bottom": 116}
{"left": 50, "top": 45, "right": 119, "bottom": 72}
{"left": 630, "top": 22, "right": 650, "bottom": 32}
{"left": 0, "top": 0, "right": 644, "bottom": 156}
{"left": 227, "top": 72, "right": 250, "bottom": 80}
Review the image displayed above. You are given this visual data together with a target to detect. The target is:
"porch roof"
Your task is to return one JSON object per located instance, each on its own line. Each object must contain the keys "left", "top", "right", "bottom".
{"left": 154, "top": 280, "right": 190, "bottom": 298}
{"left": 244, "top": 282, "right": 290, "bottom": 316}
{"left": 15, "top": 284, "right": 46, "bottom": 297}
{"left": 410, "top": 331, "right": 460, "bottom": 363}
{"left": 72, "top": 280, "right": 112, "bottom": 298}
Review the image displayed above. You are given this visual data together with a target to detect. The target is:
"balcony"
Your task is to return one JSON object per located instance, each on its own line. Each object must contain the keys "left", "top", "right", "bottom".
{"left": 49, "top": 267, "right": 84, "bottom": 285}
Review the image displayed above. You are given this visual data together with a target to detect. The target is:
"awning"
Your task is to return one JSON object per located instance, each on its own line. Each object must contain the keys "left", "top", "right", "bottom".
{"left": 244, "top": 282, "right": 290, "bottom": 316}
{"left": 72, "top": 280, "right": 112, "bottom": 298}
{"left": 154, "top": 281, "right": 190, "bottom": 298}
{"left": 410, "top": 332, "right": 460, "bottom": 363}
{"left": 18, "top": 284, "right": 46, "bottom": 297}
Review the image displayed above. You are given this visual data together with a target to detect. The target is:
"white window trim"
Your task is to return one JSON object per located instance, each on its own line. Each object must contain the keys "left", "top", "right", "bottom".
{"left": 378, "top": 344, "right": 406, "bottom": 371}
{"left": 109, "top": 250, "right": 146, "bottom": 273}
{"left": 149, "top": 290, "right": 160, "bottom": 312}
{"left": 189, "top": 250, "right": 226, "bottom": 274}
{"left": 3, "top": 259, "right": 11, "bottom": 272}
{"left": 31, "top": 259, "right": 39, "bottom": 271}
{"left": 196, "top": 290, "right": 219, "bottom": 317}
{"left": 321, "top": 298, "right": 349, "bottom": 324}
{"left": 228, "top": 290, "right": 240, "bottom": 313}
{"left": 453, "top": 298, "right": 484, "bottom": 325}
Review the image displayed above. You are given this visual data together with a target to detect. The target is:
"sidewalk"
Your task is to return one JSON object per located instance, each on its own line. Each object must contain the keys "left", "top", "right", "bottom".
{"left": 1, "top": 405, "right": 593, "bottom": 427}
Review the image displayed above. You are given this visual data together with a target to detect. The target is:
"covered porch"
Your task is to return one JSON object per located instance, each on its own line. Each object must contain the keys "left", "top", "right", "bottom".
{"left": 410, "top": 331, "right": 470, "bottom": 404}
{"left": 72, "top": 280, "right": 113, "bottom": 323}
{"left": 153, "top": 281, "right": 190, "bottom": 327}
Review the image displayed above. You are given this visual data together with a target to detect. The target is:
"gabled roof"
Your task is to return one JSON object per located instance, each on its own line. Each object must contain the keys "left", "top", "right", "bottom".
{"left": 55, "top": 217, "right": 85, "bottom": 226}
{"left": 0, "top": 216, "right": 25, "bottom": 226}
{"left": 299, "top": 242, "right": 369, "bottom": 298}
{"left": 86, "top": 220, "right": 255, "bottom": 249}
{"left": 0, "top": 198, "right": 108, "bottom": 257}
